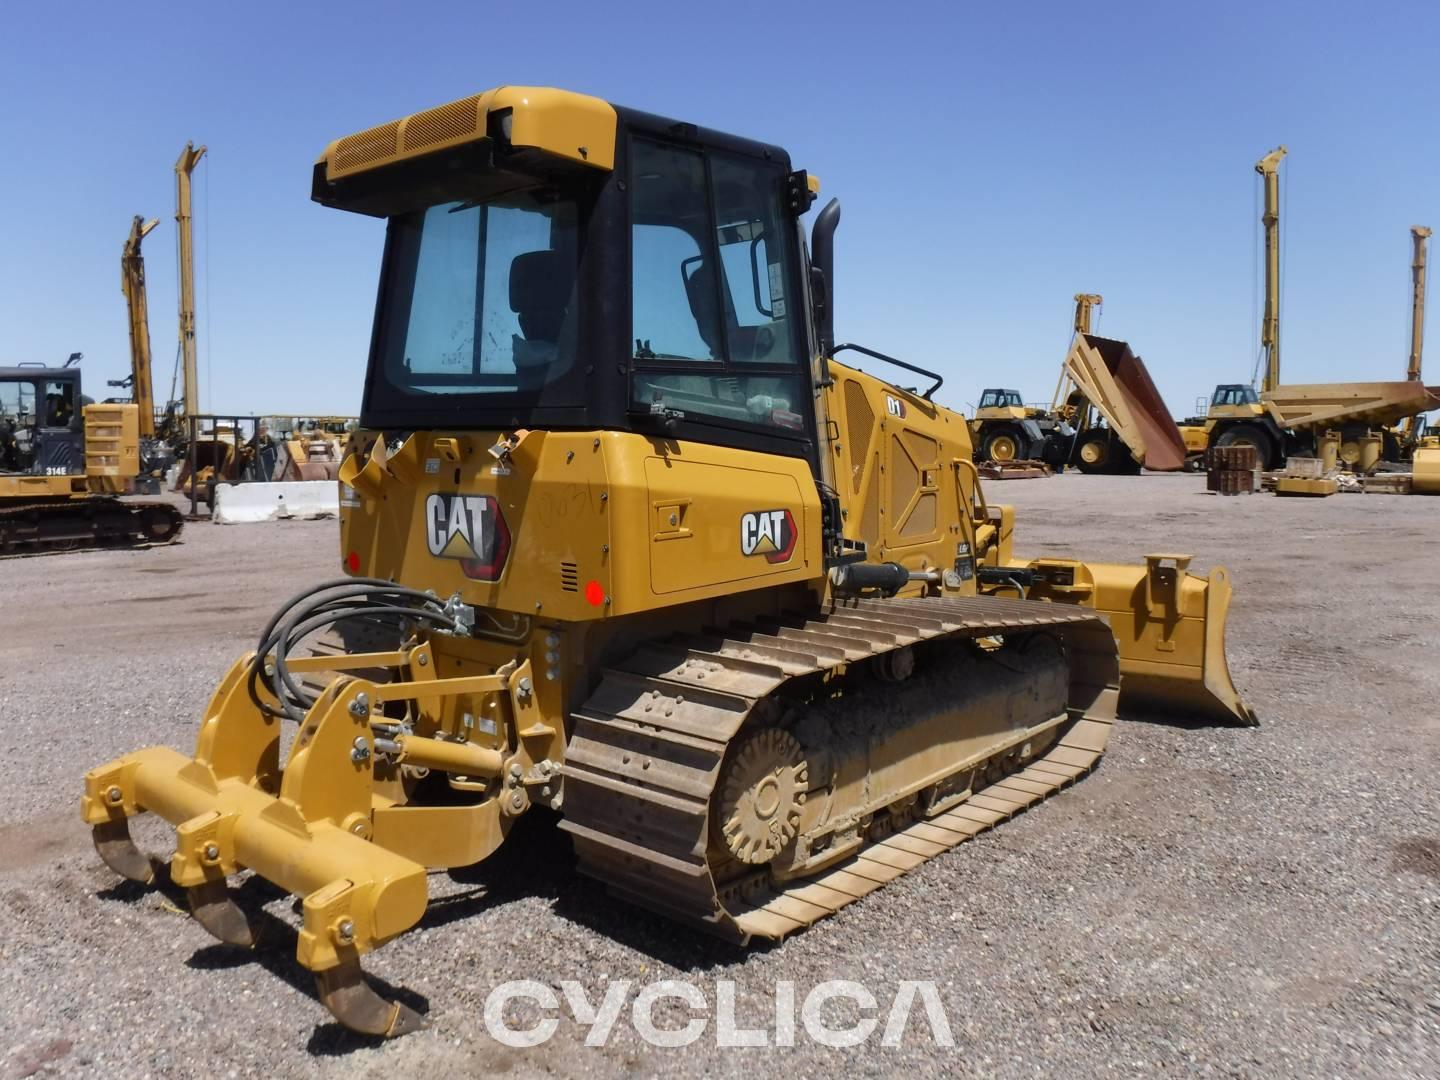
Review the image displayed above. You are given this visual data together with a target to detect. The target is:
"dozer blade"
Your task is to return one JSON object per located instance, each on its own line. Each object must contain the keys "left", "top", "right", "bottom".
{"left": 1015, "top": 553, "right": 1256, "bottom": 726}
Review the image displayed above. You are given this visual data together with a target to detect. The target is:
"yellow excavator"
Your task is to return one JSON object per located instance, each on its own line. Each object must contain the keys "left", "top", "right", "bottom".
{"left": 1, "top": 210, "right": 184, "bottom": 554}
{"left": 82, "top": 87, "right": 1254, "bottom": 1036}
{"left": 108, "top": 215, "right": 180, "bottom": 490}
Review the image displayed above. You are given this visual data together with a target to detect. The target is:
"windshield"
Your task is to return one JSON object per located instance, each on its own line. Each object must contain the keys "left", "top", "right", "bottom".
{"left": 373, "top": 188, "right": 581, "bottom": 401}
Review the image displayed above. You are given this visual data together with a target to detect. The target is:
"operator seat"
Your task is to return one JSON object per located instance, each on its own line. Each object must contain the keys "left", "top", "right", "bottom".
{"left": 45, "top": 393, "right": 72, "bottom": 427}
{"left": 509, "top": 250, "right": 573, "bottom": 391}
{"left": 684, "top": 258, "right": 773, "bottom": 363}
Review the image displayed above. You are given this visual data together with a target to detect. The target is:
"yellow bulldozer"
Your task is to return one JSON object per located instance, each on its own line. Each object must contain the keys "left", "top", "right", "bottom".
{"left": 82, "top": 87, "right": 1254, "bottom": 1037}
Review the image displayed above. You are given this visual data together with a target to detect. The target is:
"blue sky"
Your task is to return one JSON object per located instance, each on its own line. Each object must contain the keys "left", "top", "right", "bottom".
{"left": 1, "top": 1, "right": 1434, "bottom": 418}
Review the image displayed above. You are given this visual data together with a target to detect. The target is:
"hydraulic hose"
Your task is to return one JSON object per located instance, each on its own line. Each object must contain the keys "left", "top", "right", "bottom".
{"left": 245, "top": 579, "right": 460, "bottom": 722}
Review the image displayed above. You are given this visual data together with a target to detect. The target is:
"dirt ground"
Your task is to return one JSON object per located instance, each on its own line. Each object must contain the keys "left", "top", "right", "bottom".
{"left": 1, "top": 474, "right": 1437, "bottom": 1078}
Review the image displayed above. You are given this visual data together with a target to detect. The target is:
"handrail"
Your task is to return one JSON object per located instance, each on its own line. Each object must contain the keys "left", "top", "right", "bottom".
{"left": 954, "top": 456, "right": 988, "bottom": 525}
{"left": 832, "top": 343, "right": 943, "bottom": 400}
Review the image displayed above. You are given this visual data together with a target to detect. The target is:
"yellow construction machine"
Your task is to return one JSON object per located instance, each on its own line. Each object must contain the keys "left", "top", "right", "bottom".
{"left": 3, "top": 298, "right": 184, "bottom": 557}
{"left": 972, "top": 294, "right": 1190, "bottom": 473}
{"left": 1410, "top": 227, "right": 1440, "bottom": 491}
{"left": 1184, "top": 149, "right": 1440, "bottom": 468}
{"left": 1, "top": 363, "right": 182, "bottom": 554}
{"left": 1400, "top": 226, "right": 1432, "bottom": 450}
{"left": 1049, "top": 295, "right": 1189, "bottom": 473}
{"left": 1, "top": 205, "right": 187, "bottom": 554}
{"left": 82, "top": 88, "right": 1254, "bottom": 1036}
{"left": 108, "top": 215, "right": 182, "bottom": 489}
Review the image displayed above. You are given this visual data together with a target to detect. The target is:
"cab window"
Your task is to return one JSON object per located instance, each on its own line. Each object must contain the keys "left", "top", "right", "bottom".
{"left": 630, "top": 139, "right": 806, "bottom": 433}
{"left": 375, "top": 189, "right": 581, "bottom": 400}
{"left": 0, "top": 380, "right": 36, "bottom": 422}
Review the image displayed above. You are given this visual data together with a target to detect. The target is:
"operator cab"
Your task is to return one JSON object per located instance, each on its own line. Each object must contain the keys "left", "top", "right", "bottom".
{"left": 314, "top": 91, "right": 819, "bottom": 463}
{"left": 977, "top": 389, "right": 1024, "bottom": 410}
{"left": 0, "top": 366, "right": 85, "bottom": 475}
{"left": 1210, "top": 384, "right": 1259, "bottom": 408}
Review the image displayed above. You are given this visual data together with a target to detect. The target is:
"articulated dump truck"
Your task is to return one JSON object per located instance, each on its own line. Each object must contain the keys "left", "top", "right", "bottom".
{"left": 82, "top": 87, "right": 1254, "bottom": 1037}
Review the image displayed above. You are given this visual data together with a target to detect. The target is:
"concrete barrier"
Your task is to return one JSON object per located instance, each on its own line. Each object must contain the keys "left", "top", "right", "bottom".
{"left": 212, "top": 481, "right": 339, "bottom": 524}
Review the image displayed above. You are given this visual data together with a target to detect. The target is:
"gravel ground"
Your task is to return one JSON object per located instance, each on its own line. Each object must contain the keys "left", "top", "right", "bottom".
{"left": 2, "top": 475, "right": 1438, "bottom": 1078}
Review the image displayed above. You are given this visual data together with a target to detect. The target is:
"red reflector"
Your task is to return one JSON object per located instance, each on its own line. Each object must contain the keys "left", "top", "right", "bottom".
{"left": 346, "top": 551, "right": 360, "bottom": 573}
{"left": 584, "top": 580, "right": 605, "bottom": 607}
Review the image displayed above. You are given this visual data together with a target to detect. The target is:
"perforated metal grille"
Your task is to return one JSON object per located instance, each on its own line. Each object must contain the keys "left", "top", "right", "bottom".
{"left": 402, "top": 95, "right": 482, "bottom": 152}
{"left": 561, "top": 562, "right": 579, "bottom": 592}
{"left": 843, "top": 379, "right": 874, "bottom": 493}
{"left": 333, "top": 120, "right": 402, "bottom": 174}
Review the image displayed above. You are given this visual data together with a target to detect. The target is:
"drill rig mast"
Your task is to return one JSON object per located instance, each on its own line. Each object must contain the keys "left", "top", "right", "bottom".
{"left": 1255, "top": 146, "right": 1287, "bottom": 393}
{"left": 116, "top": 216, "right": 159, "bottom": 438}
{"left": 174, "top": 142, "right": 206, "bottom": 418}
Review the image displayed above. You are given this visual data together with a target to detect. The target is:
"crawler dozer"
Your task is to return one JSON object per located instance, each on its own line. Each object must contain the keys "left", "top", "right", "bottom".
{"left": 82, "top": 88, "right": 1254, "bottom": 1036}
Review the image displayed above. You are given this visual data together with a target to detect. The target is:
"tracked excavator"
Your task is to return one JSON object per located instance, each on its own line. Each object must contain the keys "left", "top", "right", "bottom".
{"left": 82, "top": 88, "right": 1254, "bottom": 1036}
{"left": 0, "top": 352, "right": 182, "bottom": 555}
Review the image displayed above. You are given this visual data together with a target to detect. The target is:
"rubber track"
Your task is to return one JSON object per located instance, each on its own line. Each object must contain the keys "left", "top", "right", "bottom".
{"left": 560, "top": 593, "right": 1120, "bottom": 943}
{"left": 0, "top": 498, "right": 184, "bottom": 558}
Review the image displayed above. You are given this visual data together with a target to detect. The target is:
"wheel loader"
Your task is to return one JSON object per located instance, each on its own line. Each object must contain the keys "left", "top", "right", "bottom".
{"left": 81, "top": 87, "right": 1254, "bottom": 1037}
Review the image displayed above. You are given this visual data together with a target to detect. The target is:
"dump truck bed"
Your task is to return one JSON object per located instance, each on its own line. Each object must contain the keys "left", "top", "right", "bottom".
{"left": 1063, "top": 334, "right": 1189, "bottom": 471}
{"left": 1262, "top": 381, "right": 1440, "bottom": 431}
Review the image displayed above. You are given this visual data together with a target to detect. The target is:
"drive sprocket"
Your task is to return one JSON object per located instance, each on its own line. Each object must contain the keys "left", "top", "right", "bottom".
{"left": 713, "top": 727, "right": 807, "bottom": 865}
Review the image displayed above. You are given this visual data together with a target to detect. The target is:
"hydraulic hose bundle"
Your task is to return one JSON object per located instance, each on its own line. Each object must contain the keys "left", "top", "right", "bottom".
{"left": 248, "top": 577, "right": 461, "bottom": 722}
